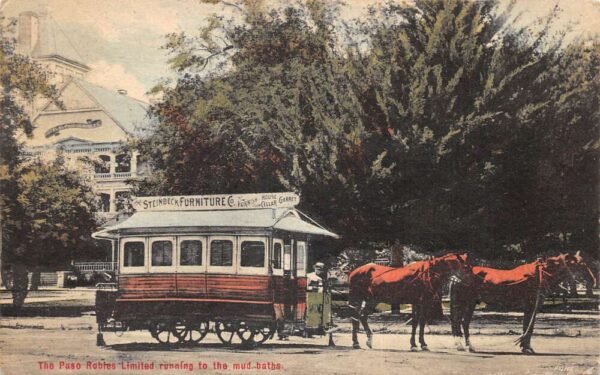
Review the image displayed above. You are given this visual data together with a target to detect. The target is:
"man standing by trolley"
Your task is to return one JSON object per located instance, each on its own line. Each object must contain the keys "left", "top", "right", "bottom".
{"left": 307, "top": 262, "right": 326, "bottom": 292}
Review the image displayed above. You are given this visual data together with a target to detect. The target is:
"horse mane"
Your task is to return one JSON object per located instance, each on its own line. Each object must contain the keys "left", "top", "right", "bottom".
{"left": 428, "top": 252, "right": 465, "bottom": 268}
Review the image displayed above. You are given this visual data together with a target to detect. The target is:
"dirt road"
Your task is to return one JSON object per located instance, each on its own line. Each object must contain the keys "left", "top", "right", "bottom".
{"left": 1, "top": 313, "right": 598, "bottom": 375}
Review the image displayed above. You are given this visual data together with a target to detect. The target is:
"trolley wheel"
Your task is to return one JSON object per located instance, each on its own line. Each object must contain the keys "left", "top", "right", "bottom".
{"left": 236, "top": 322, "right": 256, "bottom": 347}
{"left": 174, "top": 320, "right": 210, "bottom": 344}
{"left": 214, "top": 321, "right": 236, "bottom": 346}
{"left": 236, "top": 322, "right": 274, "bottom": 347}
{"left": 149, "top": 321, "right": 179, "bottom": 344}
{"left": 253, "top": 324, "right": 275, "bottom": 344}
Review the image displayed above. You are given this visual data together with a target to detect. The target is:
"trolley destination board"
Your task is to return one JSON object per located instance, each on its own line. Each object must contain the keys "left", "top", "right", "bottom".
{"left": 132, "top": 192, "right": 300, "bottom": 211}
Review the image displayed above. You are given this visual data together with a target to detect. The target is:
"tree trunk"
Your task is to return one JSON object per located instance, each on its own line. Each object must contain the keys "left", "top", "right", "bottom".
{"left": 30, "top": 267, "right": 40, "bottom": 291}
{"left": 11, "top": 263, "right": 29, "bottom": 309}
{"left": 0, "top": 210, "right": 4, "bottom": 289}
{"left": 390, "top": 240, "right": 404, "bottom": 315}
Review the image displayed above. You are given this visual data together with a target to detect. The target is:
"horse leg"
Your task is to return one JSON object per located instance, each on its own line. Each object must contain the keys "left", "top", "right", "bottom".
{"left": 351, "top": 317, "right": 361, "bottom": 349}
{"left": 453, "top": 304, "right": 467, "bottom": 351}
{"left": 418, "top": 304, "right": 429, "bottom": 351}
{"left": 450, "top": 289, "right": 465, "bottom": 351}
{"left": 463, "top": 300, "right": 477, "bottom": 352}
{"left": 360, "top": 301, "right": 375, "bottom": 349}
{"left": 410, "top": 305, "right": 418, "bottom": 351}
{"left": 520, "top": 308, "right": 534, "bottom": 354}
{"left": 351, "top": 303, "right": 361, "bottom": 349}
{"left": 521, "top": 296, "right": 541, "bottom": 354}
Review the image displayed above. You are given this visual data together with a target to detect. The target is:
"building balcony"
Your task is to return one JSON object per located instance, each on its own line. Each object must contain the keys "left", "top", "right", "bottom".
{"left": 93, "top": 171, "right": 138, "bottom": 180}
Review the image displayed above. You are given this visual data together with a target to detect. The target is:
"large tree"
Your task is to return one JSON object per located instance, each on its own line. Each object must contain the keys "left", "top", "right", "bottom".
{"left": 136, "top": 1, "right": 382, "bottom": 253}
{"left": 0, "top": 16, "right": 58, "bottom": 288}
{"left": 135, "top": 0, "right": 599, "bottom": 260}
{"left": 349, "top": 2, "right": 599, "bottom": 258}
{"left": 7, "top": 157, "right": 98, "bottom": 306}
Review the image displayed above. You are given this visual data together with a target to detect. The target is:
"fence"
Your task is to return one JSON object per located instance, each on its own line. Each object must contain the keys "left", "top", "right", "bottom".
{"left": 374, "top": 258, "right": 390, "bottom": 266}
{"left": 73, "top": 262, "right": 116, "bottom": 272}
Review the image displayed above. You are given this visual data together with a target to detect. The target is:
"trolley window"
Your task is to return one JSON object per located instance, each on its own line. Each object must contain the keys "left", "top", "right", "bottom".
{"left": 210, "top": 240, "right": 233, "bottom": 266}
{"left": 273, "top": 243, "right": 282, "bottom": 269}
{"left": 180, "top": 240, "right": 202, "bottom": 266}
{"left": 297, "top": 241, "right": 306, "bottom": 276}
{"left": 283, "top": 245, "right": 292, "bottom": 271}
{"left": 124, "top": 241, "right": 144, "bottom": 267}
{"left": 151, "top": 241, "right": 173, "bottom": 266}
{"left": 241, "top": 241, "right": 265, "bottom": 268}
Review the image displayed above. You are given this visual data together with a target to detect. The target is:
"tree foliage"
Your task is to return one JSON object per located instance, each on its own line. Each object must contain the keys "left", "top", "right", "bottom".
{"left": 11, "top": 157, "right": 98, "bottom": 268}
{"left": 0, "top": 17, "right": 98, "bottom": 306}
{"left": 136, "top": 0, "right": 599, "bottom": 260}
{"left": 1, "top": 16, "right": 58, "bottom": 249}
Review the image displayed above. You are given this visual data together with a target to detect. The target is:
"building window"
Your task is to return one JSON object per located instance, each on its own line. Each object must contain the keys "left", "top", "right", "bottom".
{"left": 115, "top": 154, "right": 131, "bottom": 173}
{"left": 210, "top": 240, "right": 233, "bottom": 267}
{"left": 241, "top": 241, "right": 265, "bottom": 268}
{"left": 151, "top": 241, "right": 173, "bottom": 266}
{"left": 115, "top": 191, "right": 130, "bottom": 212}
{"left": 124, "top": 242, "right": 144, "bottom": 267}
{"left": 96, "top": 155, "right": 110, "bottom": 173}
{"left": 273, "top": 243, "right": 282, "bottom": 269}
{"left": 180, "top": 240, "right": 202, "bottom": 266}
{"left": 99, "top": 193, "right": 110, "bottom": 212}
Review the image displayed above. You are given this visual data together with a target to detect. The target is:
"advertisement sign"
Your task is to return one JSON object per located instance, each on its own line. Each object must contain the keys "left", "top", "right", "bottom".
{"left": 132, "top": 192, "right": 300, "bottom": 211}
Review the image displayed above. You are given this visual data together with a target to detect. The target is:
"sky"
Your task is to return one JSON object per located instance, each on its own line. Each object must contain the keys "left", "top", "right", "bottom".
{"left": 1, "top": 0, "right": 599, "bottom": 101}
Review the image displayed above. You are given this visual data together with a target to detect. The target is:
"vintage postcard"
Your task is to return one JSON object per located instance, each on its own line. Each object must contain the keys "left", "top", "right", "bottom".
{"left": 0, "top": 0, "right": 598, "bottom": 374}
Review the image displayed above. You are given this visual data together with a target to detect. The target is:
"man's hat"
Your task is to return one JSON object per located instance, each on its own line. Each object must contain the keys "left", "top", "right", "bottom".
{"left": 314, "top": 262, "right": 325, "bottom": 268}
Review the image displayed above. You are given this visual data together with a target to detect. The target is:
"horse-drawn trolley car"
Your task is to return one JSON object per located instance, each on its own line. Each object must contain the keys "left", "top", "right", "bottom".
{"left": 92, "top": 193, "right": 338, "bottom": 347}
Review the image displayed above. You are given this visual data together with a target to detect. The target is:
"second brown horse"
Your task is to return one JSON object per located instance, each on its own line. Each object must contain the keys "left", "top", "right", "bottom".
{"left": 450, "top": 252, "right": 596, "bottom": 354}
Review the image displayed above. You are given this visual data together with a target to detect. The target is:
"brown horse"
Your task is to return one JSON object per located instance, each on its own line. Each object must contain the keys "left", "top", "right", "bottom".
{"left": 348, "top": 253, "right": 471, "bottom": 350}
{"left": 450, "top": 252, "right": 596, "bottom": 354}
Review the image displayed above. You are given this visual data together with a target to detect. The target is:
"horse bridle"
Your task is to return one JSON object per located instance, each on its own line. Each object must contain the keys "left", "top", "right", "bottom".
{"left": 537, "top": 255, "right": 570, "bottom": 293}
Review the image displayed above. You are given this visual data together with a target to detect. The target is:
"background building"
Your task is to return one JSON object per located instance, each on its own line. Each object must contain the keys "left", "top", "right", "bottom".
{"left": 16, "top": 11, "right": 151, "bottom": 220}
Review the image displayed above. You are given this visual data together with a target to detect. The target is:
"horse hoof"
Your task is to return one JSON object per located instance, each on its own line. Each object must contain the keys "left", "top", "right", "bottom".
{"left": 521, "top": 347, "right": 535, "bottom": 355}
{"left": 421, "top": 345, "right": 429, "bottom": 351}
{"left": 353, "top": 343, "right": 361, "bottom": 350}
{"left": 410, "top": 346, "right": 418, "bottom": 352}
{"left": 366, "top": 337, "right": 373, "bottom": 349}
{"left": 454, "top": 338, "right": 465, "bottom": 351}
{"left": 467, "top": 345, "right": 477, "bottom": 353}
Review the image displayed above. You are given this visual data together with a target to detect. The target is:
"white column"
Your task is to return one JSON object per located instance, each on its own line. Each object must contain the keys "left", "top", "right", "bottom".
{"left": 131, "top": 152, "right": 138, "bottom": 175}
{"left": 109, "top": 189, "right": 116, "bottom": 213}
{"left": 111, "top": 241, "right": 115, "bottom": 264}
{"left": 109, "top": 153, "right": 116, "bottom": 175}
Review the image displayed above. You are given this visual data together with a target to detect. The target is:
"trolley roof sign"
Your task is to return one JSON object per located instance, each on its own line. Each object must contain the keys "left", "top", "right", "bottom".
{"left": 94, "top": 191, "right": 338, "bottom": 239}
{"left": 132, "top": 192, "right": 300, "bottom": 212}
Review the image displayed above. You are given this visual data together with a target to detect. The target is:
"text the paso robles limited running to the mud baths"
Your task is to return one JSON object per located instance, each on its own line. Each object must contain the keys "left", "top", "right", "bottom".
{"left": 37, "top": 361, "right": 284, "bottom": 371}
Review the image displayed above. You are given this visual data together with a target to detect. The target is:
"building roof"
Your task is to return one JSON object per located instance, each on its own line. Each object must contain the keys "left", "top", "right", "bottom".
{"left": 74, "top": 79, "right": 151, "bottom": 136}
{"left": 93, "top": 208, "right": 339, "bottom": 239}
{"left": 31, "top": 13, "right": 89, "bottom": 70}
